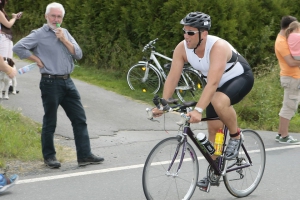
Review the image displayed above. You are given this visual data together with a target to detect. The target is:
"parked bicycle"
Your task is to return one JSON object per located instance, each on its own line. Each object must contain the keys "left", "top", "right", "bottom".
{"left": 142, "top": 96, "right": 266, "bottom": 200}
{"left": 126, "top": 38, "right": 206, "bottom": 102}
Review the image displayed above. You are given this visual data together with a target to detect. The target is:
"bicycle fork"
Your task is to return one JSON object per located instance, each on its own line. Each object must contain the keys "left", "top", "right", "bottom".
{"left": 165, "top": 136, "right": 188, "bottom": 177}
{"left": 141, "top": 62, "right": 151, "bottom": 83}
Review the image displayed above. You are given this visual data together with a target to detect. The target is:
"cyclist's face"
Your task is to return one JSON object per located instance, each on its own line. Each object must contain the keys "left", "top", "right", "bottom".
{"left": 183, "top": 26, "right": 201, "bottom": 49}
{"left": 45, "top": 8, "right": 64, "bottom": 30}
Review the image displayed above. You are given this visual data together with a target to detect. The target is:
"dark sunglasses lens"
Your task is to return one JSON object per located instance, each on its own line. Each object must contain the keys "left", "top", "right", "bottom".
{"left": 183, "top": 30, "right": 195, "bottom": 36}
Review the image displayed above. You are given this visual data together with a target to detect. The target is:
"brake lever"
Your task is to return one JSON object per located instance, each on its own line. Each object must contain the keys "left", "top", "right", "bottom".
{"left": 146, "top": 108, "right": 160, "bottom": 123}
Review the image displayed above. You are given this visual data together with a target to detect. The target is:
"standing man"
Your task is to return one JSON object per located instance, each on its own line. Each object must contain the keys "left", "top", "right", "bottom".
{"left": 13, "top": 2, "right": 104, "bottom": 168}
{"left": 274, "top": 16, "right": 300, "bottom": 144}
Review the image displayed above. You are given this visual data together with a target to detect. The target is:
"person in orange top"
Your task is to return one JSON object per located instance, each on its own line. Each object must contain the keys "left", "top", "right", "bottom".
{"left": 274, "top": 16, "right": 300, "bottom": 144}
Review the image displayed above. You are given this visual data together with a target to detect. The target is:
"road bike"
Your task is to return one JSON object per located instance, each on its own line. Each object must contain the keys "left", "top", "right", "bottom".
{"left": 142, "top": 96, "right": 266, "bottom": 200}
{"left": 126, "top": 38, "right": 206, "bottom": 102}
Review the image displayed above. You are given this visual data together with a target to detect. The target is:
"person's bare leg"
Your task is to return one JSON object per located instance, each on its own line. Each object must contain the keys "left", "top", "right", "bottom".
{"left": 278, "top": 116, "right": 290, "bottom": 138}
{"left": 207, "top": 120, "right": 223, "bottom": 160}
{"left": 211, "top": 92, "right": 239, "bottom": 138}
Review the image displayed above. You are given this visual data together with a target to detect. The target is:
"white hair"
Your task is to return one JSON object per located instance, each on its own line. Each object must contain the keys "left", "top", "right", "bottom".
{"left": 45, "top": 2, "right": 65, "bottom": 17}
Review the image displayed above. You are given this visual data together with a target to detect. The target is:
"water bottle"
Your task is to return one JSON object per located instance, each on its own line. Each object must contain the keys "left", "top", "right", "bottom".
{"left": 18, "top": 63, "right": 37, "bottom": 74}
{"left": 196, "top": 133, "right": 215, "bottom": 155}
{"left": 214, "top": 128, "right": 224, "bottom": 156}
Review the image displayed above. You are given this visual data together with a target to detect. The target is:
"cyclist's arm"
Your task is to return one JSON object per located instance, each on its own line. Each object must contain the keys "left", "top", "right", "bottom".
{"left": 283, "top": 54, "right": 300, "bottom": 67}
{"left": 195, "top": 39, "right": 230, "bottom": 110}
{"left": 162, "top": 41, "right": 186, "bottom": 99}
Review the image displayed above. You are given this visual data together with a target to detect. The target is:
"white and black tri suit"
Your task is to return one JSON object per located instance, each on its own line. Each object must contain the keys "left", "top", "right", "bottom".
{"left": 183, "top": 35, "right": 254, "bottom": 118}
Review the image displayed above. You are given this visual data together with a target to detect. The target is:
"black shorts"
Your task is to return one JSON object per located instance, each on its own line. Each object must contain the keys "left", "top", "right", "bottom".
{"left": 206, "top": 55, "right": 254, "bottom": 118}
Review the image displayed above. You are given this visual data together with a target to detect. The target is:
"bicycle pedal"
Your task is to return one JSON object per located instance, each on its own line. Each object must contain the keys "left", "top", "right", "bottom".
{"left": 199, "top": 182, "right": 211, "bottom": 193}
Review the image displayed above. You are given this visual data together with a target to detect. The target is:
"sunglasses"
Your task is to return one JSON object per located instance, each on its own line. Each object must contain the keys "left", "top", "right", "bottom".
{"left": 182, "top": 28, "right": 200, "bottom": 36}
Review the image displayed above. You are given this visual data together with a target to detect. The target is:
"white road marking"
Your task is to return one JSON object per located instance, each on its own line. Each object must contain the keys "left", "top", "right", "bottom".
{"left": 16, "top": 145, "right": 300, "bottom": 185}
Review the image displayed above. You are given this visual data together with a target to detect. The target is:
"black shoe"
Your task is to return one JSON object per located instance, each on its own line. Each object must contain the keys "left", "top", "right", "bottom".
{"left": 78, "top": 154, "right": 104, "bottom": 166}
{"left": 197, "top": 159, "right": 219, "bottom": 189}
{"left": 197, "top": 177, "right": 209, "bottom": 188}
{"left": 44, "top": 157, "right": 61, "bottom": 168}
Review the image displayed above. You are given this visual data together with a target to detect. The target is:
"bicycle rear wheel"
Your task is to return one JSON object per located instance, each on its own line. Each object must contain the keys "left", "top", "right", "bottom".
{"left": 223, "top": 129, "right": 266, "bottom": 197}
{"left": 176, "top": 68, "right": 206, "bottom": 103}
{"left": 142, "top": 137, "right": 199, "bottom": 200}
{"left": 127, "top": 63, "right": 161, "bottom": 94}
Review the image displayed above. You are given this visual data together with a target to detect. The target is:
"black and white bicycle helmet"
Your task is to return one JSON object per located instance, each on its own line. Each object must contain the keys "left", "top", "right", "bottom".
{"left": 180, "top": 12, "right": 211, "bottom": 30}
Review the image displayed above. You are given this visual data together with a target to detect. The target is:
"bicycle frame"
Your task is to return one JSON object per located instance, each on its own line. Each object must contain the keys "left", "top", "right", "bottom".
{"left": 167, "top": 118, "right": 252, "bottom": 177}
{"left": 140, "top": 49, "right": 200, "bottom": 90}
{"left": 139, "top": 50, "right": 172, "bottom": 80}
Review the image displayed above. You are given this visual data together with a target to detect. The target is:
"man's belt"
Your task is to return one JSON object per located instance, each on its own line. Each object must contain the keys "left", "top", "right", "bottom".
{"left": 41, "top": 74, "right": 70, "bottom": 79}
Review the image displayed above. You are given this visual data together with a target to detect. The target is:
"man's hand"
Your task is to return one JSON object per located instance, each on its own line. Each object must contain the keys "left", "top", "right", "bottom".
{"left": 186, "top": 110, "right": 202, "bottom": 123}
{"left": 152, "top": 107, "right": 164, "bottom": 117}
{"left": 55, "top": 28, "right": 66, "bottom": 42}
{"left": 29, "top": 56, "right": 44, "bottom": 68}
{"left": 36, "top": 60, "right": 44, "bottom": 68}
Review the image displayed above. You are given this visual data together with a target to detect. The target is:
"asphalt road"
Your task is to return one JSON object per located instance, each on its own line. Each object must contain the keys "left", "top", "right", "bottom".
{"left": 1, "top": 59, "right": 300, "bottom": 200}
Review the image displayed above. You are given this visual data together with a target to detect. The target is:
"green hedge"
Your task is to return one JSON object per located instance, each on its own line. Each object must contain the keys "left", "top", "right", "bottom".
{"left": 7, "top": 0, "right": 300, "bottom": 72}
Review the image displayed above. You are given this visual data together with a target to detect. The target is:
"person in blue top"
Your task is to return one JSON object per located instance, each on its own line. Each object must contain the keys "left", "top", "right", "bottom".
{"left": 153, "top": 11, "right": 254, "bottom": 189}
{"left": 12, "top": 2, "right": 104, "bottom": 168}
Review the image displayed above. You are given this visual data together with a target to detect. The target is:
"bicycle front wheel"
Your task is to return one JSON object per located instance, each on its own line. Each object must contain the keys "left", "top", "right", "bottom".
{"left": 176, "top": 68, "right": 206, "bottom": 102}
{"left": 127, "top": 63, "right": 161, "bottom": 94}
{"left": 223, "top": 129, "right": 266, "bottom": 197}
{"left": 142, "top": 137, "right": 199, "bottom": 200}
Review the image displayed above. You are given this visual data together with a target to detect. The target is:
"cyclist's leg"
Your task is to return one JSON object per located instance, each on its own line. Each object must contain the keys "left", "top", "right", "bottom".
{"left": 214, "top": 70, "right": 254, "bottom": 159}
{"left": 207, "top": 119, "right": 223, "bottom": 143}
{"left": 197, "top": 107, "right": 222, "bottom": 189}
{"left": 210, "top": 92, "right": 237, "bottom": 135}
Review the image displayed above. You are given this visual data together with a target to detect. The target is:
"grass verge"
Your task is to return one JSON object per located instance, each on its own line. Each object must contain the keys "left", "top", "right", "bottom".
{"left": 0, "top": 106, "right": 41, "bottom": 168}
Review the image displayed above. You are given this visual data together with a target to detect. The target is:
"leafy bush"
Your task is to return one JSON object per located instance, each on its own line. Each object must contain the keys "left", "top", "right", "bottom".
{"left": 7, "top": 0, "right": 300, "bottom": 72}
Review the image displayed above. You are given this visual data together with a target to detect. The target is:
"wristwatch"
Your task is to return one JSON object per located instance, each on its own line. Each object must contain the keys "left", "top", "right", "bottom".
{"left": 194, "top": 107, "right": 203, "bottom": 114}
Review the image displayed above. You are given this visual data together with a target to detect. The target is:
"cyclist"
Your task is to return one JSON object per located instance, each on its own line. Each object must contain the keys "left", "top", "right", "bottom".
{"left": 152, "top": 11, "right": 254, "bottom": 188}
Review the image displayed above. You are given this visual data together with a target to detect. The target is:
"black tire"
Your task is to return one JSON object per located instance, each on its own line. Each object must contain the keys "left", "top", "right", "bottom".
{"left": 127, "top": 63, "right": 161, "bottom": 94}
{"left": 142, "top": 137, "right": 199, "bottom": 200}
{"left": 223, "top": 130, "right": 266, "bottom": 197}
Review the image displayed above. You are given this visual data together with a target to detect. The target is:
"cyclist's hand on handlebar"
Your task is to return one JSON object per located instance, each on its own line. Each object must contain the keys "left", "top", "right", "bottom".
{"left": 152, "top": 107, "right": 164, "bottom": 117}
{"left": 186, "top": 110, "right": 202, "bottom": 123}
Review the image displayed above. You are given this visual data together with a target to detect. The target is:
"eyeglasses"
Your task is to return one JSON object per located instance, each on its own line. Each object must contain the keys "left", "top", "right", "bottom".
{"left": 49, "top": 14, "right": 63, "bottom": 20}
{"left": 182, "top": 28, "right": 200, "bottom": 36}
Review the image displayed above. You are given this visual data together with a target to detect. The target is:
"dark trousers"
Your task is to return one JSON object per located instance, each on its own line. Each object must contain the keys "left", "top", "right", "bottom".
{"left": 39, "top": 77, "right": 91, "bottom": 160}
